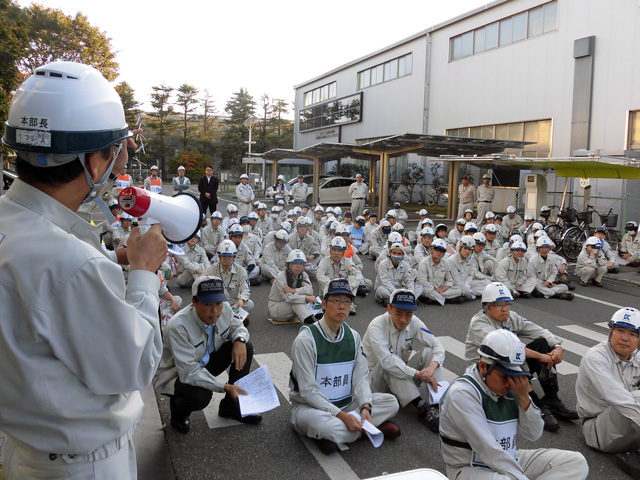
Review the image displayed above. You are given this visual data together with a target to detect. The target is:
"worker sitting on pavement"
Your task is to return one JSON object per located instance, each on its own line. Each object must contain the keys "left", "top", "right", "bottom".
{"left": 268, "top": 249, "right": 316, "bottom": 325}
{"left": 576, "top": 236, "right": 608, "bottom": 287}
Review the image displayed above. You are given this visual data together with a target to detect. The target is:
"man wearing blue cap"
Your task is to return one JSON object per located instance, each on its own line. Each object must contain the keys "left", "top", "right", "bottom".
{"left": 290, "top": 279, "right": 400, "bottom": 454}
{"left": 440, "top": 330, "right": 589, "bottom": 480}
{"left": 363, "top": 289, "right": 445, "bottom": 432}
{"left": 154, "top": 276, "right": 261, "bottom": 434}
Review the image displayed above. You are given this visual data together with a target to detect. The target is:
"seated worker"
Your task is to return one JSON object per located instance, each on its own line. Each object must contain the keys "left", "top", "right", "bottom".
{"left": 482, "top": 223, "right": 502, "bottom": 258}
{"left": 289, "top": 216, "right": 321, "bottom": 280}
{"left": 471, "top": 232, "right": 497, "bottom": 278}
{"left": 362, "top": 289, "right": 444, "bottom": 432}
{"left": 503, "top": 205, "right": 524, "bottom": 232}
{"left": 494, "top": 214, "right": 509, "bottom": 242}
{"left": 447, "top": 235, "right": 490, "bottom": 301}
{"left": 620, "top": 221, "right": 640, "bottom": 267}
{"left": 413, "top": 227, "right": 434, "bottom": 266}
{"left": 375, "top": 242, "right": 420, "bottom": 306}
{"left": 447, "top": 218, "right": 466, "bottom": 247}
{"left": 316, "top": 237, "right": 364, "bottom": 316}
{"left": 289, "top": 279, "right": 401, "bottom": 454}
{"left": 176, "top": 233, "right": 209, "bottom": 288}
{"left": 495, "top": 240, "right": 536, "bottom": 298}
{"left": 527, "top": 236, "right": 574, "bottom": 300}
{"left": 350, "top": 216, "right": 370, "bottom": 255}
{"left": 268, "top": 249, "right": 316, "bottom": 324}
{"left": 201, "top": 211, "right": 225, "bottom": 259}
{"left": 435, "top": 223, "right": 456, "bottom": 257}
{"left": 113, "top": 213, "right": 133, "bottom": 247}
{"left": 255, "top": 203, "right": 273, "bottom": 237}
{"left": 369, "top": 219, "right": 391, "bottom": 259}
{"left": 238, "top": 216, "right": 261, "bottom": 258}
{"left": 100, "top": 199, "right": 122, "bottom": 250}
{"left": 416, "top": 238, "right": 463, "bottom": 306}
{"left": 591, "top": 226, "right": 620, "bottom": 273}
{"left": 441, "top": 329, "right": 589, "bottom": 480}
{"left": 576, "top": 307, "right": 640, "bottom": 478}
{"left": 204, "top": 240, "right": 253, "bottom": 315}
{"left": 465, "top": 282, "right": 578, "bottom": 432}
{"left": 392, "top": 201, "right": 409, "bottom": 226}
{"left": 363, "top": 211, "right": 379, "bottom": 237}
{"left": 463, "top": 208, "right": 474, "bottom": 225}
{"left": 576, "top": 236, "right": 608, "bottom": 287}
{"left": 154, "top": 276, "right": 261, "bottom": 434}
{"left": 261, "top": 230, "right": 291, "bottom": 282}
{"left": 375, "top": 231, "right": 409, "bottom": 268}
{"left": 222, "top": 203, "right": 239, "bottom": 231}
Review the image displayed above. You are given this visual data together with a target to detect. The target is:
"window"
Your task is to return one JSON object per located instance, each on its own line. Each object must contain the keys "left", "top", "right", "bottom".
{"left": 303, "top": 82, "right": 337, "bottom": 107}
{"left": 447, "top": 119, "right": 552, "bottom": 157}
{"left": 299, "top": 93, "right": 362, "bottom": 132}
{"left": 629, "top": 111, "right": 640, "bottom": 150}
{"left": 390, "top": 155, "right": 408, "bottom": 182}
{"left": 357, "top": 53, "right": 413, "bottom": 90}
{"left": 449, "top": 1, "right": 558, "bottom": 61}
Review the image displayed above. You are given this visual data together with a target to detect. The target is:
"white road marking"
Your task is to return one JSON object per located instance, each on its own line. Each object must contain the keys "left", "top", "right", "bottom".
{"left": 594, "top": 322, "right": 610, "bottom": 329}
{"left": 300, "top": 436, "right": 360, "bottom": 480}
{"left": 573, "top": 293, "right": 624, "bottom": 309}
{"left": 557, "top": 325, "right": 608, "bottom": 343}
{"left": 203, "top": 371, "right": 243, "bottom": 429}
{"left": 555, "top": 336, "right": 592, "bottom": 356}
{"left": 255, "top": 352, "right": 293, "bottom": 403}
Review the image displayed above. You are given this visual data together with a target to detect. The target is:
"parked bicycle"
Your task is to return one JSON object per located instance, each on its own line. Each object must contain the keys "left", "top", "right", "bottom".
{"left": 561, "top": 206, "right": 622, "bottom": 261}
{"left": 541, "top": 205, "right": 577, "bottom": 254}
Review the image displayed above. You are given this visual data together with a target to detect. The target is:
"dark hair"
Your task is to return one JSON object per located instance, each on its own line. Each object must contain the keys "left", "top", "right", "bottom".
{"left": 205, "top": 165, "right": 213, "bottom": 170}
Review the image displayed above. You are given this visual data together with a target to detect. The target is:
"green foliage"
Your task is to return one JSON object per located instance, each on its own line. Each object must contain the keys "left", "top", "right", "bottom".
{"left": 115, "top": 81, "right": 141, "bottom": 129}
{"left": 147, "top": 85, "right": 176, "bottom": 173}
{"left": 220, "top": 88, "right": 257, "bottom": 168}
{"left": 224, "top": 88, "right": 256, "bottom": 122}
{"left": 19, "top": 4, "right": 118, "bottom": 81}
{"left": 428, "top": 162, "right": 448, "bottom": 206}
{"left": 329, "top": 163, "right": 369, "bottom": 179}
{"left": 176, "top": 83, "right": 199, "bottom": 149}
{"left": 170, "top": 149, "right": 210, "bottom": 180}
{"left": 400, "top": 162, "right": 425, "bottom": 203}
{"left": 199, "top": 89, "right": 218, "bottom": 140}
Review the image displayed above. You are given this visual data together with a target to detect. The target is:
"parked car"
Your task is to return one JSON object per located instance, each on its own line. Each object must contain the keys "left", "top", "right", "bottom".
{"left": 265, "top": 174, "right": 330, "bottom": 202}
{"left": 265, "top": 175, "right": 356, "bottom": 205}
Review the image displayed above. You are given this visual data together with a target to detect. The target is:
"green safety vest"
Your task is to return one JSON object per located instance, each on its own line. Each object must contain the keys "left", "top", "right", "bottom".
{"left": 305, "top": 322, "right": 357, "bottom": 409}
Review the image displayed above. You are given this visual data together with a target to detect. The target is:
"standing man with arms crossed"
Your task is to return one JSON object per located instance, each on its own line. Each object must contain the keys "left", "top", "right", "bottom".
{"left": 198, "top": 165, "right": 219, "bottom": 218}
{"left": 290, "top": 173, "right": 310, "bottom": 205}
{"left": 236, "top": 173, "right": 255, "bottom": 217}
{"left": 0, "top": 62, "right": 168, "bottom": 478}
{"left": 349, "top": 173, "right": 369, "bottom": 220}
{"left": 457, "top": 175, "right": 476, "bottom": 219}
{"left": 172, "top": 165, "right": 191, "bottom": 193}
{"left": 476, "top": 173, "right": 494, "bottom": 226}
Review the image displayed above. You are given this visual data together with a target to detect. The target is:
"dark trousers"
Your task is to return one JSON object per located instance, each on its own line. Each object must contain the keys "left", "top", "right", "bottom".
{"left": 525, "top": 338, "right": 560, "bottom": 407}
{"left": 201, "top": 197, "right": 217, "bottom": 217}
{"left": 170, "top": 341, "right": 253, "bottom": 419}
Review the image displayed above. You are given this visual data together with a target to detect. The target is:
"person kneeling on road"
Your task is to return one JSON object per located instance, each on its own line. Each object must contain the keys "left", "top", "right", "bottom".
{"left": 576, "top": 307, "right": 640, "bottom": 478}
{"left": 575, "top": 236, "right": 608, "bottom": 287}
{"left": 289, "top": 279, "right": 401, "bottom": 454}
{"left": 440, "top": 329, "right": 589, "bottom": 480}
{"left": 363, "top": 289, "right": 444, "bottom": 433}
{"left": 154, "top": 276, "right": 261, "bottom": 434}
{"left": 268, "top": 249, "right": 316, "bottom": 324}
{"left": 527, "top": 236, "right": 574, "bottom": 300}
{"left": 465, "top": 282, "right": 578, "bottom": 433}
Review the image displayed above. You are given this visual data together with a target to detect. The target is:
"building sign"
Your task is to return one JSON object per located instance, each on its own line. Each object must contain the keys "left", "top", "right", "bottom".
{"left": 299, "top": 92, "right": 363, "bottom": 132}
{"left": 315, "top": 129, "right": 338, "bottom": 140}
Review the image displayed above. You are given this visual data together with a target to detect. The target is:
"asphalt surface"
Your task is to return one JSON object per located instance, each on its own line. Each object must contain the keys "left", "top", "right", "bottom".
{"left": 156, "top": 190, "right": 639, "bottom": 480}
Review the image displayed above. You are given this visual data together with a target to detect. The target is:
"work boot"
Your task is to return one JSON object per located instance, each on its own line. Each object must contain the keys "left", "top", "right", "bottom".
{"left": 545, "top": 398, "right": 579, "bottom": 420}
{"left": 579, "top": 280, "right": 589, "bottom": 286}
{"left": 421, "top": 297, "right": 435, "bottom": 305}
{"left": 170, "top": 416, "right": 190, "bottom": 434}
{"left": 592, "top": 279, "right": 603, "bottom": 287}
{"left": 609, "top": 267, "right": 620, "bottom": 274}
{"left": 218, "top": 396, "right": 262, "bottom": 424}
{"left": 531, "top": 289, "right": 544, "bottom": 298}
{"left": 304, "top": 315, "right": 316, "bottom": 325}
{"left": 378, "top": 421, "right": 401, "bottom": 440}
{"left": 418, "top": 405, "right": 440, "bottom": 433}
{"left": 518, "top": 291, "right": 531, "bottom": 298}
{"left": 317, "top": 438, "right": 338, "bottom": 455}
{"left": 615, "top": 450, "right": 640, "bottom": 478}
{"left": 553, "top": 292, "right": 574, "bottom": 300}
{"left": 540, "top": 407, "right": 560, "bottom": 432}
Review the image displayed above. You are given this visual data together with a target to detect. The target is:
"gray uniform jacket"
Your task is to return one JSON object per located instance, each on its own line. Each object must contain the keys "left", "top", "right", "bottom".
{"left": 484, "top": 238, "right": 502, "bottom": 258}
{"left": 465, "top": 310, "right": 561, "bottom": 365}
{"left": 201, "top": 224, "right": 225, "bottom": 254}
{"left": 317, "top": 256, "right": 363, "bottom": 295}
{"left": 374, "top": 258, "right": 414, "bottom": 292}
{"left": 235, "top": 241, "right": 257, "bottom": 270}
{"left": 477, "top": 185, "right": 495, "bottom": 203}
{"left": 348, "top": 182, "right": 369, "bottom": 200}
{"left": 289, "top": 233, "right": 321, "bottom": 261}
{"left": 154, "top": 303, "right": 248, "bottom": 396}
{"left": 179, "top": 244, "right": 209, "bottom": 274}
{"left": 503, "top": 214, "right": 524, "bottom": 233}
{"left": 172, "top": 175, "right": 191, "bottom": 193}
{"left": 527, "top": 253, "right": 558, "bottom": 283}
{"left": 417, "top": 256, "right": 454, "bottom": 289}
{"left": 256, "top": 217, "right": 274, "bottom": 237}
{"left": 268, "top": 270, "right": 313, "bottom": 305}
{"left": 291, "top": 182, "right": 310, "bottom": 203}
{"left": 495, "top": 256, "right": 533, "bottom": 294}
{"left": 235, "top": 183, "right": 255, "bottom": 205}
{"left": 576, "top": 250, "right": 609, "bottom": 273}
{"left": 262, "top": 243, "right": 291, "bottom": 272}
{"left": 203, "top": 262, "right": 251, "bottom": 304}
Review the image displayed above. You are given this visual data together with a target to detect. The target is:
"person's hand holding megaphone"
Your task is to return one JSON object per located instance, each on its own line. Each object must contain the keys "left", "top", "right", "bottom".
{"left": 126, "top": 223, "right": 168, "bottom": 273}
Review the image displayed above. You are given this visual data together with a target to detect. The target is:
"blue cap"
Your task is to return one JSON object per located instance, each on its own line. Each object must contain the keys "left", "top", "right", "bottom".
{"left": 192, "top": 276, "right": 227, "bottom": 303}
{"left": 389, "top": 289, "right": 418, "bottom": 311}
{"left": 324, "top": 278, "right": 354, "bottom": 299}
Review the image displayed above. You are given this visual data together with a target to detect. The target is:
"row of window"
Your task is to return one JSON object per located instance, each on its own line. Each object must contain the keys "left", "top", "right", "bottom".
{"left": 357, "top": 53, "right": 413, "bottom": 90}
{"left": 298, "top": 93, "right": 362, "bottom": 132}
{"left": 450, "top": 1, "right": 558, "bottom": 61}
{"left": 630, "top": 111, "right": 640, "bottom": 151}
{"left": 303, "top": 82, "right": 337, "bottom": 107}
{"left": 447, "top": 119, "right": 552, "bottom": 158}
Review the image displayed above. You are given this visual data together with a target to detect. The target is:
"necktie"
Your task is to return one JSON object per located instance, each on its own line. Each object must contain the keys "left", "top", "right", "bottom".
{"left": 199, "top": 324, "right": 216, "bottom": 367}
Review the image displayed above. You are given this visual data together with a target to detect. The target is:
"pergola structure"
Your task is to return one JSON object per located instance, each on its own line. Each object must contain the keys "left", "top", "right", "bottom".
{"left": 263, "top": 133, "right": 529, "bottom": 215}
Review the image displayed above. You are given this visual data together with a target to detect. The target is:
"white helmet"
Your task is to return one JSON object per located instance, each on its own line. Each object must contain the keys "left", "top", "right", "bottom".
{"left": 379, "top": 219, "right": 391, "bottom": 228}
{"left": 473, "top": 232, "right": 487, "bottom": 245}
{"left": 524, "top": 213, "right": 535, "bottom": 221}
{"left": 464, "top": 222, "right": 478, "bottom": 232}
{"left": 120, "top": 213, "right": 133, "bottom": 221}
{"left": 280, "top": 221, "right": 293, "bottom": 233}
{"left": 533, "top": 230, "right": 547, "bottom": 241}
{"left": 387, "top": 231, "right": 403, "bottom": 245}
{"left": 330, "top": 221, "right": 340, "bottom": 232}
{"left": 478, "top": 330, "right": 528, "bottom": 375}
{"left": 608, "top": 307, "right": 640, "bottom": 334}
{"left": 482, "top": 282, "right": 514, "bottom": 303}
{"left": 248, "top": 212, "right": 259, "bottom": 220}
{"left": 420, "top": 227, "right": 435, "bottom": 237}
{"left": 485, "top": 211, "right": 495, "bottom": 220}
{"left": 330, "top": 236, "right": 347, "bottom": 250}
{"left": 212, "top": 211, "right": 223, "bottom": 219}
{"left": 326, "top": 206, "right": 334, "bottom": 214}
{"left": 386, "top": 210, "right": 397, "bottom": 218}
{"left": 337, "top": 224, "right": 351, "bottom": 236}
{"left": 295, "top": 216, "right": 307, "bottom": 226}
{"left": 419, "top": 208, "right": 429, "bottom": 216}
{"left": 464, "top": 208, "right": 473, "bottom": 215}
{"left": 459, "top": 235, "right": 476, "bottom": 249}
{"left": 277, "top": 174, "right": 285, "bottom": 181}
{"left": 531, "top": 222, "right": 544, "bottom": 231}
{"left": 455, "top": 218, "right": 466, "bottom": 226}
{"left": 271, "top": 206, "right": 280, "bottom": 214}
{"left": 484, "top": 224, "right": 498, "bottom": 234}
{"left": 258, "top": 202, "right": 267, "bottom": 210}
{"left": 177, "top": 165, "right": 185, "bottom": 171}
{"left": 275, "top": 230, "right": 289, "bottom": 242}
{"left": 506, "top": 206, "right": 516, "bottom": 214}
{"left": 228, "top": 224, "right": 243, "bottom": 236}
{"left": 226, "top": 204, "right": 238, "bottom": 213}
{"left": 277, "top": 199, "right": 285, "bottom": 206}
{"left": 540, "top": 205, "right": 551, "bottom": 214}
{"left": 333, "top": 206, "right": 342, "bottom": 216}
{"left": 315, "top": 205, "right": 324, "bottom": 212}
{"left": 287, "top": 249, "right": 306, "bottom": 264}
{"left": 431, "top": 238, "right": 448, "bottom": 251}
{"left": 625, "top": 221, "right": 638, "bottom": 231}
{"left": 510, "top": 241, "right": 527, "bottom": 251}
{"left": 240, "top": 173, "right": 249, "bottom": 179}
{"left": 217, "top": 239, "right": 237, "bottom": 256}
{"left": 421, "top": 218, "right": 434, "bottom": 227}
{"left": 108, "top": 199, "right": 119, "bottom": 208}
{"left": 228, "top": 218, "right": 240, "bottom": 226}
{"left": 392, "top": 223, "right": 405, "bottom": 233}
{"left": 287, "top": 209, "right": 296, "bottom": 217}
{"left": 389, "top": 242, "right": 405, "bottom": 252}
{"left": 150, "top": 165, "right": 158, "bottom": 171}
{"left": 585, "top": 236, "right": 602, "bottom": 248}
{"left": 536, "top": 236, "right": 553, "bottom": 248}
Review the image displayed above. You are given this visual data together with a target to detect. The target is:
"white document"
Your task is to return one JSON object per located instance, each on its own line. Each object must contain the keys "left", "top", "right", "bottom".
{"left": 306, "top": 296, "right": 323, "bottom": 316}
{"left": 235, "top": 365, "right": 280, "bottom": 417}
{"left": 348, "top": 411, "right": 384, "bottom": 448}
{"left": 428, "top": 380, "right": 450, "bottom": 405}
{"left": 232, "top": 306, "right": 249, "bottom": 322}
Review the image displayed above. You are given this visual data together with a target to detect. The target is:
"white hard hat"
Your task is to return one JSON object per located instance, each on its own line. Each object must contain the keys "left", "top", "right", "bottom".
{"left": 315, "top": 205, "right": 324, "bottom": 212}
{"left": 108, "top": 199, "right": 119, "bottom": 208}
{"left": 226, "top": 204, "right": 238, "bottom": 213}
{"left": 277, "top": 199, "right": 285, "bottom": 206}
{"left": 524, "top": 213, "right": 535, "bottom": 221}
{"left": 419, "top": 209, "right": 429, "bottom": 216}
{"left": 386, "top": 210, "right": 397, "bottom": 218}
{"left": 228, "top": 218, "right": 239, "bottom": 226}
{"left": 334, "top": 207, "right": 342, "bottom": 216}
{"left": 228, "top": 224, "right": 243, "bottom": 236}
{"left": 387, "top": 231, "right": 403, "bottom": 244}
{"left": 540, "top": 205, "right": 551, "bottom": 213}
{"left": 287, "top": 249, "right": 306, "bottom": 263}
{"left": 459, "top": 235, "right": 476, "bottom": 249}
{"left": 506, "top": 206, "right": 516, "bottom": 214}
{"left": 421, "top": 218, "right": 434, "bottom": 227}
{"left": 271, "top": 206, "right": 280, "bottom": 213}
{"left": 120, "top": 213, "right": 133, "bottom": 221}
{"left": 212, "top": 211, "right": 223, "bottom": 219}
{"left": 258, "top": 203, "right": 267, "bottom": 210}
{"left": 379, "top": 219, "right": 391, "bottom": 228}
{"left": 275, "top": 230, "right": 289, "bottom": 242}
{"left": 608, "top": 307, "right": 640, "bottom": 334}
{"left": 532, "top": 222, "right": 544, "bottom": 231}
{"left": 482, "top": 282, "right": 514, "bottom": 303}
{"left": 277, "top": 174, "right": 285, "bottom": 181}
{"left": 464, "top": 222, "right": 478, "bottom": 232}
{"left": 330, "top": 236, "right": 347, "bottom": 250}
{"left": 217, "top": 239, "right": 237, "bottom": 256}
{"left": 510, "top": 241, "right": 527, "bottom": 251}
{"left": 485, "top": 211, "right": 495, "bottom": 220}
{"left": 248, "top": 212, "right": 259, "bottom": 220}
{"left": 280, "top": 221, "right": 293, "bottom": 233}
{"left": 585, "top": 236, "right": 602, "bottom": 248}
{"left": 177, "top": 165, "right": 185, "bottom": 171}
{"left": 337, "top": 224, "right": 351, "bottom": 236}
{"left": 240, "top": 173, "right": 249, "bottom": 179}
{"left": 431, "top": 238, "right": 448, "bottom": 251}
{"left": 473, "top": 232, "right": 487, "bottom": 244}
{"left": 478, "top": 330, "right": 528, "bottom": 376}
{"left": 326, "top": 206, "right": 334, "bottom": 213}
{"left": 533, "top": 230, "right": 547, "bottom": 241}
{"left": 330, "top": 221, "right": 340, "bottom": 232}
{"left": 389, "top": 242, "right": 405, "bottom": 252}
{"left": 484, "top": 224, "right": 498, "bottom": 233}
{"left": 392, "top": 223, "right": 405, "bottom": 232}
{"left": 464, "top": 208, "right": 474, "bottom": 215}
{"left": 151, "top": 165, "right": 158, "bottom": 171}
{"left": 625, "top": 221, "right": 638, "bottom": 231}
{"left": 456, "top": 218, "right": 467, "bottom": 226}
{"left": 420, "top": 227, "right": 435, "bottom": 237}
{"left": 536, "top": 236, "right": 553, "bottom": 248}
{"left": 296, "top": 216, "right": 307, "bottom": 226}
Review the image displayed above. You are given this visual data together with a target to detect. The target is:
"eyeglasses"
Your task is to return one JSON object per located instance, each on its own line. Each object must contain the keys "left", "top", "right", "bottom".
{"left": 326, "top": 298, "right": 353, "bottom": 306}
{"left": 491, "top": 303, "right": 512, "bottom": 309}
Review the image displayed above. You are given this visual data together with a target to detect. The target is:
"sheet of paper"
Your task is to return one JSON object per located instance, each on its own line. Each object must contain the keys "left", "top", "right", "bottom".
{"left": 235, "top": 365, "right": 280, "bottom": 417}
{"left": 348, "top": 410, "right": 383, "bottom": 448}
{"left": 232, "top": 306, "right": 249, "bottom": 322}
{"left": 307, "top": 296, "right": 323, "bottom": 316}
{"left": 428, "top": 380, "right": 450, "bottom": 405}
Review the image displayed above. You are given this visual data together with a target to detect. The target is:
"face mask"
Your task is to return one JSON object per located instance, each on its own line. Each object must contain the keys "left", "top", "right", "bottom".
{"left": 272, "top": 213, "right": 279, "bottom": 218}
{"left": 391, "top": 255, "right": 404, "bottom": 263}
{"left": 243, "top": 225, "right": 251, "bottom": 233}
{"left": 382, "top": 227, "right": 391, "bottom": 234}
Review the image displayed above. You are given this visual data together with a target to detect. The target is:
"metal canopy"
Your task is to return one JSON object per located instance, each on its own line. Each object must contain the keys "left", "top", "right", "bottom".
{"left": 507, "top": 159, "right": 640, "bottom": 179}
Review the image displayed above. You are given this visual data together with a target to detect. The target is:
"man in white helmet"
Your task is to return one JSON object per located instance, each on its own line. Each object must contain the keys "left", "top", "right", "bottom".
{"left": 172, "top": 165, "right": 191, "bottom": 193}
{"left": 289, "top": 216, "right": 321, "bottom": 280}
{"left": 375, "top": 243, "right": 419, "bottom": 305}
{"left": 144, "top": 164, "right": 163, "bottom": 194}
{"left": 620, "top": 221, "right": 640, "bottom": 267}
{"left": 466, "top": 283, "right": 578, "bottom": 432}
{"left": 576, "top": 236, "right": 608, "bottom": 287}
{"left": 201, "top": 211, "right": 225, "bottom": 259}
{"left": 528, "top": 236, "right": 574, "bottom": 300}
{"left": 0, "top": 62, "right": 167, "bottom": 478}
{"left": 476, "top": 173, "right": 494, "bottom": 226}
{"left": 495, "top": 241, "right": 536, "bottom": 298}
{"left": 204, "top": 240, "right": 254, "bottom": 314}
{"left": 576, "top": 307, "right": 640, "bottom": 477}
{"left": 369, "top": 219, "right": 391, "bottom": 259}
{"left": 177, "top": 233, "right": 208, "bottom": 287}
{"left": 349, "top": 173, "right": 369, "bottom": 219}
{"left": 261, "top": 230, "right": 292, "bottom": 282}
{"left": 235, "top": 173, "right": 255, "bottom": 217}
{"left": 417, "top": 239, "right": 463, "bottom": 306}
{"left": 290, "top": 174, "right": 310, "bottom": 204}
{"left": 448, "top": 218, "right": 466, "bottom": 247}
{"left": 268, "top": 249, "right": 316, "bottom": 324}
{"left": 317, "top": 237, "right": 364, "bottom": 315}
{"left": 440, "top": 329, "right": 589, "bottom": 480}
{"left": 447, "top": 235, "right": 489, "bottom": 300}
{"left": 503, "top": 205, "right": 524, "bottom": 233}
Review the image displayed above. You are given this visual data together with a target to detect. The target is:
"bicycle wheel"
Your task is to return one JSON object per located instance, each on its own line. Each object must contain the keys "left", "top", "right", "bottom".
{"left": 544, "top": 224, "right": 563, "bottom": 253}
{"left": 606, "top": 229, "right": 622, "bottom": 251}
{"left": 562, "top": 228, "right": 587, "bottom": 261}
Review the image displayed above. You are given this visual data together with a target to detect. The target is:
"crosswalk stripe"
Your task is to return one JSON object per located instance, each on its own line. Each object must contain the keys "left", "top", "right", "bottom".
{"left": 255, "top": 352, "right": 293, "bottom": 404}
{"left": 441, "top": 368, "right": 459, "bottom": 384}
{"left": 202, "top": 371, "right": 243, "bottom": 429}
{"left": 594, "top": 322, "right": 610, "bottom": 329}
{"left": 555, "top": 336, "right": 591, "bottom": 356}
{"left": 299, "top": 436, "right": 360, "bottom": 480}
{"left": 557, "top": 325, "right": 608, "bottom": 343}
{"left": 573, "top": 293, "right": 624, "bottom": 309}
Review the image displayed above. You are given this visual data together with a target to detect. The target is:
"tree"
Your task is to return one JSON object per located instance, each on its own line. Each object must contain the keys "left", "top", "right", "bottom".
{"left": 200, "top": 89, "right": 218, "bottom": 139}
{"left": 220, "top": 88, "right": 256, "bottom": 168}
{"left": 19, "top": 5, "right": 118, "bottom": 81}
{"left": 147, "top": 85, "right": 175, "bottom": 174}
{"left": 329, "top": 163, "right": 369, "bottom": 180}
{"left": 400, "top": 162, "right": 425, "bottom": 203}
{"left": 169, "top": 149, "right": 210, "bottom": 181}
{"left": 176, "top": 83, "right": 199, "bottom": 149}
{"left": 115, "top": 81, "right": 141, "bottom": 130}
{"left": 258, "top": 93, "right": 271, "bottom": 152}
{"left": 428, "top": 162, "right": 448, "bottom": 206}
{"left": 271, "top": 99, "right": 288, "bottom": 137}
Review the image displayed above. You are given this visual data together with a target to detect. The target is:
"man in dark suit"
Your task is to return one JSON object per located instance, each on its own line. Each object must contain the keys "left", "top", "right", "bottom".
{"left": 198, "top": 165, "right": 219, "bottom": 217}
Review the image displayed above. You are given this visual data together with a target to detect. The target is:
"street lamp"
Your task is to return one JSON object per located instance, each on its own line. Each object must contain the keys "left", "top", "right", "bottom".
{"left": 244, "top": 115, "right": 261, "bottom": 187}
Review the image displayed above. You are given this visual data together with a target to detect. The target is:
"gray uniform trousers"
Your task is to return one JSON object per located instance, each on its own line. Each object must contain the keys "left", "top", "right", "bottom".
{"left": 583, "top": 390, "right": 640, "bottom": 453}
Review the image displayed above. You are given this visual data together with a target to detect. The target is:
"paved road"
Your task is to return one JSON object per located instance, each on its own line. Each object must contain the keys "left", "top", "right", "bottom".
{"left": 157, "top": 191, "right": 638, "bottom": 480}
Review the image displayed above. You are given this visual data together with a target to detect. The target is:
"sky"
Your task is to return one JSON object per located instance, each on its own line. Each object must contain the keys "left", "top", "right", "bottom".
{"left": 16, "top": 0, "right": 489, "bottom": 118}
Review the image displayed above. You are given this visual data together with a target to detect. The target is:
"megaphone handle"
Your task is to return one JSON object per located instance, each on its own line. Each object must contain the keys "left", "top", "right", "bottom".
{"left": 136, "top": 217, "right": 159, "bottom": 236}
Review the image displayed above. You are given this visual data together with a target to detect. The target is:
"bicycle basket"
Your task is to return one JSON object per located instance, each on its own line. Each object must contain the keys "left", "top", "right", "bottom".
{"left": 598, "top": 213, "right": 618, "bottom": 228}
{"left": 559, "top": 210, "right": 577, "bottom": 223}
{"left": 576, "top": 211, "right": 593, "bottom": 224}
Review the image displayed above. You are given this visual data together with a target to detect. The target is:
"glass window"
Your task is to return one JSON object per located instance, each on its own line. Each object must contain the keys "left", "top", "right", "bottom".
{"left": 512, "top": 12, "right": 527, "bottom": 42}
{"left": 358, "top": 70, "right": 370, "bottom": 89}
{"left": 320, "top": 85, "right": 328, "bottom": 102}
{"left": 629, "top": 111, "right": 640, "bottom": 149}
{"left": 524, "top": 121, "right": 539, "bottom": 143}
{"left": 538, "top": 120, "right": 551, "bottom": 146}
{"left": 528, "top": 6, "right": 544, "bottom": 37}
{"left": 384, "top": 59, "right": 398, "bottom": 81}
{"left": 303, "top": 92, "right": 311, "bottom": 107}
{"left": 398, "top": 56, "right": 407, "bottom": 76}
{"left": 461, "top": 31, "right": 474, "bottom": 57}
{"left": 329, "top": 82, "right": 336, "bottom": 98}
{"left": 500, "top": 17, "right": 513, "bottom": 46}
{"left": 405, "top": 54, "right": 412, "bottom": 74}
{"left": 312, "top": 89, "right": 320, "bottom": 104}
{"left": 496, "top": 124, "right": 509, "bottom": 140}
{"left": 374, "top": 65, "right": 384, "bottom": 85}
{"left": 543, "top": 2, "right": 558, "bottom": 33}
{"left": 474, "top": 27, "right": 486, "bottom": 54}
{"left": 508, "top": 122, "right": 524, "bottom": 141}
{"left": 451, "top": 36, "right": 462, "bottom": 60}
{"left": 485, "top": 22, "right": 499, "bottom": 49}
{"left": 482, "top": 125, "right": 494, "bottom": 138}
{"left": 470, "top": 127, "right": 482, "bottom": 138}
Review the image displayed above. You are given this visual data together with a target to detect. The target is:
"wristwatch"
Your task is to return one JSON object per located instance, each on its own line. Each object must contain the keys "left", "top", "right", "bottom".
{"left": 235, "top": 337, "right": 247, "bottom": 344}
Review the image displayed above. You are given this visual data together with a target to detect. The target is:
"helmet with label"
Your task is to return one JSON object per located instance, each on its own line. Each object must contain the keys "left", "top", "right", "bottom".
{"left": 420, "top": 227, "right": 435, "bottom": 237}
{"left": 228, "top": 224, "right": 243, "bottom": 236}
{"left": 287, "top": 249, "right": 306, "bottom": 264}
{"left": 334, "top": 207, "right": 342, "bottom": 216}
{"left": 531, "top": 222, "right": 543, "bottom": 231}
{"left": 459, "top": 235, "right": 476, "bottom": 249}
{"left": 608, "top": 307, "right": 640, "bottom": 333}
{"left": 536, "top": 236, "right": 553, "bottom": 248}
{"left": 625, "top": 221, "right": 638, "bottom": 231}
{"left": 392, "top": 223, "right": 405, "bottom": 233}
{"left": 275, "top": 230, "right": 289, "bottom": 242}
{"left": 330, "top": 236, "right": 347, "bottom": 250}
{"left": 473, "top": 232, "right": 487, "bottom": 245}
{"left": 484, "top": 224, "right": 498, "bottom": 234}
{"left": 478, "top": 330, "right": 528, "bottom": 376}
{"left": 419, "top": 208, "right": 429, "bottom": 216}
{"left": 524, "top": 213, "right": 535, "bottom": 221}
{"left": 431, "top": 238, "right": 448, "bottom": 251}
{"left": 485, "top": 211, "right": 495, "bottom": 220}
{"left": 455, "top": 218, "right": 466, "bottom": 226}
{"left": 585, "top": 236, "right": 602, "bottom": 248}
{"left": 385, "top": 209, "right": 397, "bottom": 219}
{"left": 217, "top": 239, "right": 237, "bottom": 256}
{"left": 338, "top": 224, "right": 351, "bottom": 236}
{"left": 506, "top": 206, "right": 516, "bottom": 214}
{"left": 464, "top": 222, "right": 478, "bottom": 232}
{"left": 510, "top": 241, "right": 527, "bottom": 251}
{"left": 482, "top": 282, "right": 514, "bottom": 303}
{"left": 387, "top": 231, "right": 403, "bottom": 245}
{"left": 226, "top": 204, "right": 238, "bottom": 213}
